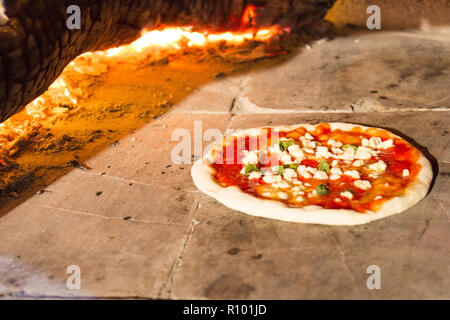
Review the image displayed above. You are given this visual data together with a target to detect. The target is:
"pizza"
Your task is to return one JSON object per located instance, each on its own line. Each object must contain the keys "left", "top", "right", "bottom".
{"left": 191, "top": 123, "right": 433, "bottom": 225}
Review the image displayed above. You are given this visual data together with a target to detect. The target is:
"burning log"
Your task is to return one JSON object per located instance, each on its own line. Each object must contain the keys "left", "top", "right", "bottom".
{"left": 0, "top": 0, "right": 335, "bottom": 122}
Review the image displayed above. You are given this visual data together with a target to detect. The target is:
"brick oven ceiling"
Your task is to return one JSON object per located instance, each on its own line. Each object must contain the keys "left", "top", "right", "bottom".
{"left": 0, "top": 0, "right": 336, "bottom": 123}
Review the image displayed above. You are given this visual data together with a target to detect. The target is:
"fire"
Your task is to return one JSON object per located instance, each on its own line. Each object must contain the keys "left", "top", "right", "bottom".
{"left": 241, "top": 5, "right": 258, "bottom": 28}
{"left": 0, "top": 25, "right": 283, "bottom": 159}
{"left": 103, "top": 26, "right": 280, "bottom": 56}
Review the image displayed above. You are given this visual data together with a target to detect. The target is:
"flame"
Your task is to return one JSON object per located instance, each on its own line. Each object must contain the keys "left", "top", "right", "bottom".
{"left": 241, "top": 5, "right": 258, "bottom": 28}
{"left": 103, "top": 26, "right": 280, "bottom": 56}
{"left": 0, "top": 25, "right": 282, "bottom": 159}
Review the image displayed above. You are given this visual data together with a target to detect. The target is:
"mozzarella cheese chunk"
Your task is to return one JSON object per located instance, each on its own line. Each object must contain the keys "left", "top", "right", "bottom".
{"left": 332, "top": 147, "right": 344, "bottom": 155}
{"left": 328, "top": 139, "right": 343, "bottom": 148}
{"left": 361, "top": 138, "right": 370, "bottom": 147}
{"left": 263, "top": 175, "right": 282, "bottom": 184}
{"left": 340, "top": 191, "right": 354, "bottom": 200}
{"left": 306, "top": 166, "right": 318, "bottom": 174}
{"left": 344, "top": 170, "right": 360, "bottom": 179}
{"left": 242, "top": 150, "right": 259, "bottom": 165}
{"left": 316, "top": 146, "right": 331, "bottom": 158}
{"left": 283, "top": 168, "right": 298, "bottom": 180}
{"left": 297, "top": 165, "right": 312, "bottom": 179}
{"left": 288, "top": 144, "right": 302, "bottom": 154}
{"left": 248, "top": 171, "right": 262, "bottom": 180}
{"left": 307, "top": 190, "right": 317, "bottom": 198}
{"left": 339, "top": 148, "right": 356, "bottom": 160}
{"left": 329, "top": 174, "right": 341, "bottom": 181}
{"left": 327, "top": 139, "right": 336, "bottom": 145}
{"left": 291, "top": 186, "right": 304, "bottom": 193}
{"left": 403, "top": 169, "right": 410, "bottom": 177}
{"left": 299, "top": 171, "right": 312, "bottom": 179}
{"left": 353, "top": 160, "right": 364, "bottom": 167}
{"left": 269, "top": 145, "right": 282, "bottom": 154}
{"left": 287, "top": 144, "right": 305, "bottom": 160}
{"left": 330, "top": 167, "right": 342, "bottom": 175}
{"left": 368, "top": 160, "right": 387, "bottom": 173}
{"left": 355, "top": 147, "right": 372, "bottom": 160}
{"left": 280, "top": 152, "right": 294, "bottom": 164}
{"left": 354, "top": 180, "right": 372, "bottom": 190}
{"left": 305, "top": 132, "right": 314, "bottom": 140}
{"left": 271, "top": 166, "right": 281, "bottom": 174}
{"left": 273, "top": 181, "right": 290, "bottom": 189}
{"left": 379, "top": 139, "right": 393, "bottom": 149}
{"left": 313, "top": 171, "right": 328, "bottom": 180}
{"left": 303, "top": 140, "right": 316, "bottom": 149}
{"left": 369, "top": 137, "right": 382, "bottom": 149}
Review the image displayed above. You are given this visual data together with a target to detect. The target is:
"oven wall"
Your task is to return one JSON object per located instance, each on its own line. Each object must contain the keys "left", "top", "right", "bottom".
{"left": 326, "top": 0, "right": 450, "bottom": 30}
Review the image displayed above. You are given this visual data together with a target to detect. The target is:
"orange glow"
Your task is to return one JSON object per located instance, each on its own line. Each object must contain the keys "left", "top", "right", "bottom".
{"left": 241, "top": 5, "right": 258, "bottom": 28}
{"left": 0, "top": 25, "right": 283, "bottom": 158}
{"left": 103, "top": 26, "right": 280, "bottom": 56}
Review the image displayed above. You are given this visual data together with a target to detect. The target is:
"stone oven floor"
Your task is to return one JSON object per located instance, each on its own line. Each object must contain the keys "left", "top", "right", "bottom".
{"left": 0, "top": 30, "right": 449, "bottom": 299}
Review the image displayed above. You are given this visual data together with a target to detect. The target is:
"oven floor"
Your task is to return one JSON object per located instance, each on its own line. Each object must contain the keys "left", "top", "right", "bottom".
{"left": 0, "top": 30, "right": 449, "bottom": 299}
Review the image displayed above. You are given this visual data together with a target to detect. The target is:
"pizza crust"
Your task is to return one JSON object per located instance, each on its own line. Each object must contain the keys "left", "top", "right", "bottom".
{"left": 191, "top": 123, "right": 433, "bottom": 226}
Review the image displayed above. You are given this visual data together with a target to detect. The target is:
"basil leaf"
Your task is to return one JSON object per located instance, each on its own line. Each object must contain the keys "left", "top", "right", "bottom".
{"left": 274, "top": 165, "right": 285, "bottom": 175}
{"left": 316, "top": 184, "right": 330, "bottom": 195}
{"left": 279, "top": 139, "right": 297, "bottom": 151}
{"left": 244, "top": 164, "right": 259, "bottom": 174}
{"left": 342, "top": 144, "right": 358, "bottom": 151}
{"left": 284, "top": 163, "right": 298, "bottom": 170}
{"left": 318, "top": 160, "right": 330, "bottom": 174}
